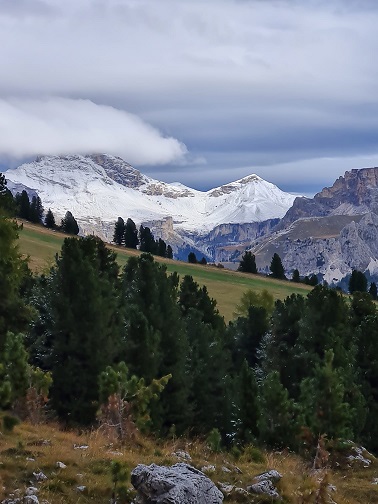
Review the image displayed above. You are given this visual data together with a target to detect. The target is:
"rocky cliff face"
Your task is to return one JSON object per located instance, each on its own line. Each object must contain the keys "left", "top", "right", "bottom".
{"left": 248, "top": 168, "right": 378, "bottom": 284}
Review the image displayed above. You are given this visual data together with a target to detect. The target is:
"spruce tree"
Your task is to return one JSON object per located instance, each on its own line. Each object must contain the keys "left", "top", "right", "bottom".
{"left": 292, "top": 269, "right": 300, "bottom": 283}
{"left": 369, "top": 281, "right": 378, "bottom": 300}
{"left": 60, "top": 211, "right": 79, "bottom": 235}
{"left": 299, "top": 350, "right": 353, "bottom": 440}
{"left": 237, "top": 251, "right": 257, "bottom": 274}
{"left": 236, "top": 360, "right": 259, "bottom": 442}
{"left": 269, "top": 253, "right": 285, "bottom": 279}
{"left": 139, "top": 225, "right": 156, "bottom": 253}
{"left": 349, "top": 269, "right": 368, "bottom": 293}
{"left": 113, "top": 217, "right": 125, "bottom": 246}
{"left": 48, "top": 236, "right": 122, "bottom": 424}
{"left": 29, "top": 196, "right": 44, "bottom": 223}
{"left": 188, "top": 252, "right": 197, "bottom": 263}
{"left": 166, "top": 245, "right": 173, "bottom": 259}
{"left": 17, "top": 190, "right": 31, "bottom": 220}
{"left": 44, "top": 208, "right": 56, "bottom": 229}
{"left": 124, "top": 218, "right": 139, "bottom": 249}
{"left": 258, "top": 370, "right": 298, "bottom": 448}
{"left": 157, "top": 238, "right": 167, "bottom": 258}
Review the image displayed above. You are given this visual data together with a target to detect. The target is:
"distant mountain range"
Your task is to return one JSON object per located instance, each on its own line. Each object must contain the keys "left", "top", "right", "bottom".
{"left": 5, "top": 154, "right": 296, "bottom": 259}
{"left": 7, "top": 154, "right": 378, "bottom": 285}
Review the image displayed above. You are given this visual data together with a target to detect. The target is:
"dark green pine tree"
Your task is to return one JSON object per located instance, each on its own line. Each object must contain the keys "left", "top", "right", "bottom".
{"left": 48, "top": 236, "right": 122, "bottom": 425}
{"left": 124, "top": 218, "right": 139, "bottom": 249}
{"left": 0, "top": 216, "right": 31, "bottom": 349}
{"left": 113, "top": 217, "right": 125, "bottom": 246}
{"left": 188, "top": 252, "right": 197, "bottom": 263}
{"left": 121, "top": 253, "right": 190, "bottom": 434}
{"left": 299, "top": 349, "right": 353, "bottom": 440}
{"left": 166, "top": 245, "right": 173, "bottom": 259}
{"left": 139, "top": 225, "right": 156, "bottom": 253}
{"left": 16, "top": 190, "right": 31, "bottom": 220}
{"left": 269, "top": 253, "right": 286, "bottom": 279}
{"left": 357, "top": 314, "right": 378, "bottom": 451}
{"left": 369, "top": 281, "right": 378, "bottom": 300}
{"left": 258, "top": 370, "right": 298, "bottom": 449}
{"left": 60, "top": 211, "right": 79, "bottom": 235}
{"left": 232, "top": 305, "right": 270, "bottom": 368}
{"left": 44, "top": 208, "right": 56, "bottom": 229}
{"left": 237, "top": 251, "right": 257, "bottom": 274}
{"left": 157, "top": 238, "right": 167, "bottom": 258}
{"left": 349, "top": 269, "right": 368, "bottom": 293}
{"left": 0, "top": 173, "right": 15, "bottom": 216}
{"left": 291, "top": 269, "right": 300, "bottom": 283}
{"left": 29, "top": 196, "right": 44, "bottom": 223}
{"left": 236, "top": 360, "right": 259, "bottom": 442}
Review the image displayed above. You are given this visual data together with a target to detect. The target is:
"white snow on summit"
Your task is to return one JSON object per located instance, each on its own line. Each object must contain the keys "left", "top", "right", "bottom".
{"left": 6, "top": 154, "right": 297, "bottom": 235}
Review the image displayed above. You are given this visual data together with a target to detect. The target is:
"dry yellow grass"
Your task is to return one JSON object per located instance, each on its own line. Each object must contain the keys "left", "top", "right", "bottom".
{"left": 1, "top": 419, "right": 377, "bottom": 504}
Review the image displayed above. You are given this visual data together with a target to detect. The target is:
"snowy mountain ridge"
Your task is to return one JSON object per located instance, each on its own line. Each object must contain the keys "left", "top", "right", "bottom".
{"left": 5, "top": 154, "right": 297, "bottom": 243}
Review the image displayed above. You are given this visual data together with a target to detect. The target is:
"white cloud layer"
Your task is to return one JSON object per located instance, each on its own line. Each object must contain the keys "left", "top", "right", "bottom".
{"left": 0, "top": 98, "right": 187, "bottom": 165}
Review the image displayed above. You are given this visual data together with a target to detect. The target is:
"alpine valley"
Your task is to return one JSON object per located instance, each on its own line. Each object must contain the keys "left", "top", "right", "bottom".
{"left": 6, "top": 154, "right": 378, "bottom": 286}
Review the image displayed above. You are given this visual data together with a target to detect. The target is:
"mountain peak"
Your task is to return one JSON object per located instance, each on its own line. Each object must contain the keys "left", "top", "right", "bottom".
{"left": 5, "top": 153, "right": 297, "bottom": 237}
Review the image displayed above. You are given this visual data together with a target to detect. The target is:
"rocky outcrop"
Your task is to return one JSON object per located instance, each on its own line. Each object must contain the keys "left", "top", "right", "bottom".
{"left": 278, "top": 167, "right": 378, "bottom": 230}
{"left": 131, "top": 463, "right": 223, "bottom": 504}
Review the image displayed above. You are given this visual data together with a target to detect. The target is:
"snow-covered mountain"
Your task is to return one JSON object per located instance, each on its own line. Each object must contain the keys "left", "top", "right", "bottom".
{"left": 5, "top": 154, "right": 297, "bottom": 256}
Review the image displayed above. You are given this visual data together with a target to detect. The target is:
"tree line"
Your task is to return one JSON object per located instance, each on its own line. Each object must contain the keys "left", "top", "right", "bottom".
{"left": 113, "top": 217, "right": 173, "bottom": 258}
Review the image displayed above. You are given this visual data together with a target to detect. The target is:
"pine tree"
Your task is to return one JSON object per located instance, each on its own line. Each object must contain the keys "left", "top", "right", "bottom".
{"left": 292, "top": 269, "right": 300, "bottom": 283}
{"left": 139, "top": 225, "right": 156, "bottom": 253}
{"left": 369, "top": 281, "right": 378, "bottom": 300}
{"left": 269, "top": 253, "right": 285, "bottom": 279}
{"left": 60, "top": 211, "right": 79, "bottom": 235}
{"left": 258, "top": 370, "right": 298, "bottom": 448}
{"left": 48, "top": 236, "right": 122, "bottom": 424}
{"left": 121, "top": 254, "right": 190, "bottom": 433}
{"left": 157, "top": 238, "right": 167, "bottom": 258}
{"left": 29, "top": 196, "right": 44, "bottom": 223}
{"left": 238, "top": 251, "right": 257, "bottom": 274}
{"left": 17, "top": 190, "right": 31, "bottom": 220}
{"left": 188, "top": 252, "right": 197, "bottom": 263}
{"left": 124, "top": 218, "right": 139, "bottom": 249}
{"left": 113, "top": 217, "right": 125, "bottom": 246}
{"left": 349, "top": 269, "right": 368, "bottom": 293}
{"left": 0, "top": 173, "right": 15, "bottom": 216}
{"left": 299, "top": 350, "right": 353, "bottom": 440}
{"left": 44, "top": 208, "right": 56, "bottom": 229}
{"left": 166, "top": 245, "right": 173, "bottom": 259}
{"left": 0, "top": 216, "right": 31, "bottom": 348}
{"left": 237, "top": 360, "right": 259, "bottom": 442}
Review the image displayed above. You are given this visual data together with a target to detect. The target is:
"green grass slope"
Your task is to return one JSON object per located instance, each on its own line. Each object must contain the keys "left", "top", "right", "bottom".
{"left": 18, "top": 221, "right": 312, "bottom": 322}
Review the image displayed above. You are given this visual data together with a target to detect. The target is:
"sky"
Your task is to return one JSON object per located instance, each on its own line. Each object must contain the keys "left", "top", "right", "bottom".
{"left": 1, "top": 0, "right": 378, "bottom": 194}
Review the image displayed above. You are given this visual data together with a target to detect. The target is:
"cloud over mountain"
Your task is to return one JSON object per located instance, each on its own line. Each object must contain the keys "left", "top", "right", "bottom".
{"left": 0, "top": 98, "right": 187, "bottom": 165}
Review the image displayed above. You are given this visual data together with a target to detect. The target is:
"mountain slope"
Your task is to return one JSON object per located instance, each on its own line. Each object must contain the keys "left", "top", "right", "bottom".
{"left": 248, "top": 167, "right": 378, "bottom": 283}
{"left": 5, "top": 154, "right": 296, "bottom": 242}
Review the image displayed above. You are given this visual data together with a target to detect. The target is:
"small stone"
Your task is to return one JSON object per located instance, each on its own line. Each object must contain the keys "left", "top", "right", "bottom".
{"left": 73, "top": 444, "right": 89, "bottom": 450}
{"left": 254, "top": 470, "right": 282, "bottom": 483}
{"left": 26, "top": 458, "right": 35, "bottom": 462}
{"left": 221, "top": 466, "right": 231, "bottom": 473}
{"left": 172, "top": 450, "right": 192, "bottom": 461}
{"left": 201, "top": 465, "right": 215, "bottom": 473}
{"left": 107, "top": 451, "right": 123, "bottom": 457}
{"left": 25, "top": 487, "right": 38, "bottom": 496}
{"left": 24, "top": 496, "right": 39, "bottom": 504}
{"left": 76, "top": 486, "right": 86, "bottom": 492}
{"left": 56, "top": 462, "right": 66, "bottom": 469}
{"left": 32, "top": 472, "right": 47, "bottom": 482}
{"left": 248, "top": 479, "right": 280, "bottom": 499}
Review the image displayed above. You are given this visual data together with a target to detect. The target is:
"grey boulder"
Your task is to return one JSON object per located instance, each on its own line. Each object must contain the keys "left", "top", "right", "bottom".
{"left": 131, "top": 463, "right": 223, "bottom": 504}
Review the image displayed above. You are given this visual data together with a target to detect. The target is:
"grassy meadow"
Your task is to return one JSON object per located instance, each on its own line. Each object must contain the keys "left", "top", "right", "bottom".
{"left": 18, "top": 221, "right": 312, "bottom": 322}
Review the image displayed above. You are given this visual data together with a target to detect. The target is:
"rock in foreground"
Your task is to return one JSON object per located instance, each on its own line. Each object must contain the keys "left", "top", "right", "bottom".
{"left": 131, "top": 462, "right": 223, "bottom": 504}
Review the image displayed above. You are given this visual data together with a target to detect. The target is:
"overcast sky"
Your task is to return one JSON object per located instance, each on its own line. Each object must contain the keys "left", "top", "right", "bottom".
{"left": 1, "top": 0, "right": 378, "bottom": 194}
